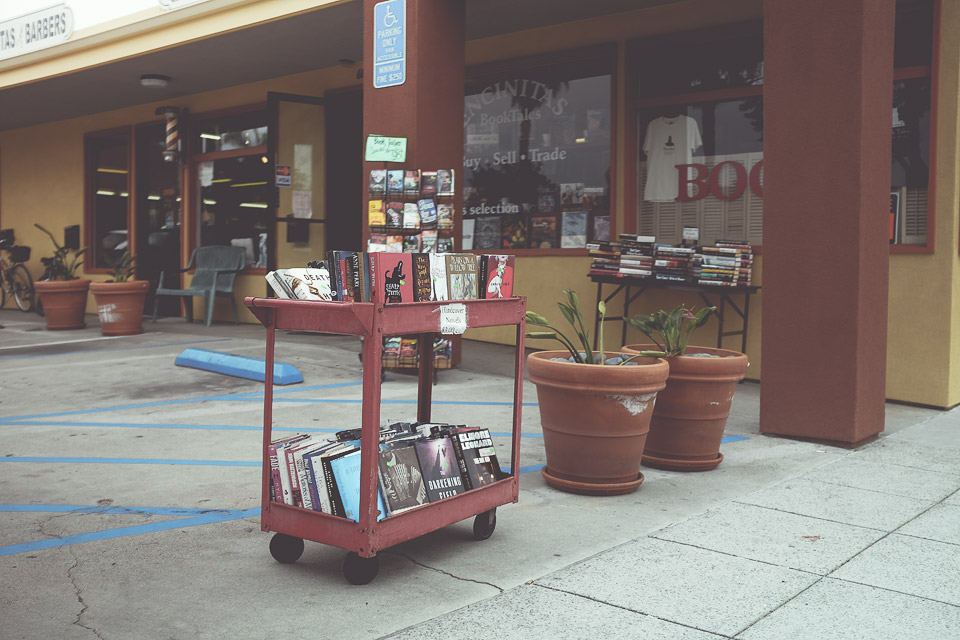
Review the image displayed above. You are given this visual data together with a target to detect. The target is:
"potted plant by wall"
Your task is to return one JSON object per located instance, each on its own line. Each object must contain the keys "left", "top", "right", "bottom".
{"left": 525, "top": 290, "right": 670, "bottom": 496}
{"left": 623, "top": 305, "right": 749, "bottom": 471}
{"left": 33, "top": 223, "right": 90, "bottom": 330}
{"left": 90, "top": 251, "right": 149, "bottom": 336}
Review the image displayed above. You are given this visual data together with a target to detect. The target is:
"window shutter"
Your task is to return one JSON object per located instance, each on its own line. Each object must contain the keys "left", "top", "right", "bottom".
{"left": 900, "top": 185, "right": 927, "bottom": 245}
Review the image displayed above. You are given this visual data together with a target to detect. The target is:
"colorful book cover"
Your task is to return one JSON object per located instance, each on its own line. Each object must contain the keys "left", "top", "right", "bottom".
{"left": 378, "top": 442, "right": 428, "bottom": 515}
{"left": 368, "top": 199, "right": 386, "bottom": 226}
{"left": 386, "top": 169, "right": 404, "bottom": 196}
{"left": 367, "top": 233, "right": 387, "bottom": 253}
{"left": 412, "top": 252, "right": 432, "bottom": 302}
{"left": 403, "top": 169, "right": 421, "bottom": 197}
{"left": 530, "top": 215, "right": 558, "bottom": 248}
{"left": 473, "top": 216, "right": 501, "bottom": 250}
{"left": 403, "top": 202, "right": 421, "bottom": 229}
{"left": 331, "top": 450, "right": 387, "bottom": 523}
{"left": 375, "top": 252, "right": 414, "bottom": 303}
{"left": 386, "top": 202, "right": 404, "bottom": 228}
{"left": 483, "top": 254, "right": 515, "bottom": 299}
{"left": 449, "top": 428, "right": 501, "bottom": 490}
{"left": 437, "top": 169, "right": 455, "bottom": 196}
{"left": 429, "top": 253, "right": 448, "bottom": 301}
{"left": 437, "top": 237, "right": 454, "bottom": 253}
{"left": 421, "top": 229, "right": 438, "bottom": 253}
{"left": 420, "top": 170, "right": 438, "bottom": 196}
{"left": 445, "top": 253, "right": 478, "bottom": 300}
{"left": 403, "top": 234, "right": 421, "bottom": 252}
{"left": 501, "top": 215, "right": 527, "bottom": 249}
{"left": 369, "top": 169, "right": 386, "bottom": 195}
{"left": 437, "top": 203, "right": 454, "bottom": 229}
{"left": 386, "top": 235, "right": 403, "bottom": 253}
{"left": 414, "top": 436, "right": 465, "bottom": 502}
{"left": 418, "top": 198, "right": 437, "bottom": 227}
{"left": 321, "top": 442, "right": 360, "bottom": 517}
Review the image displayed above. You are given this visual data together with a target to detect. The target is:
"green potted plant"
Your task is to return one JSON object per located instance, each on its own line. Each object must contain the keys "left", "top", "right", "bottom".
{"left": 623, "top": 305, "right": 749, "bottom": 471}
{"left": 525, "top": 290, "right": 669, "bottom": 495}
{"left": 90, "top": 250, "right": 150, "bottom": 336}
{"left": 33, "top": 223, "right": 90, "bottom": 330}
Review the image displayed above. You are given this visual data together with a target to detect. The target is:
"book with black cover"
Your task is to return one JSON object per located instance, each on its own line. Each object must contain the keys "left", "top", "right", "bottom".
{"left": 450, "top": 427, "right": 501, "bottom": 490}
{"left": 414, "top": 436, "right": 465, "bottom": 502}
{"left": 420, "top": 170, "right": 438, "bottom": 196}
{"left": 412, "top": 252, "right": 432, "bottom": 302}
{"left": 378, "top": 442, "right": 428, "bottom": 515}
{"left": 369, "top": 169, "right": 386, "bottom": 195}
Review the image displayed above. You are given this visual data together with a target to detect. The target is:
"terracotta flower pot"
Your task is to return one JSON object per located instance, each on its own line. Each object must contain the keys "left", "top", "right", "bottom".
{"left": 622, "top": 344, "right": 749, "bottom": 471}
{"left": 526, "top": 350, "right": 669, "bottom": 496}
{"left": 34, "top": 279, "right": 90, "bottom": 330}
{"left": 90, "top": 280, "right": 149, "bottom": 336}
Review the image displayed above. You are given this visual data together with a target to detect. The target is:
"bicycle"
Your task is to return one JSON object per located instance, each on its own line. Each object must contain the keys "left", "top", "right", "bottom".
{"left": 0, "top": 232, "right": 35, "bottom": 312}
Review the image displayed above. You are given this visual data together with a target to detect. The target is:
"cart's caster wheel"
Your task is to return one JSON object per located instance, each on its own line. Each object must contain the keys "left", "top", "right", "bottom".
{"left": 342, "top": 552, "right": 379, "bottom": 585}
{"left": 269, "top": 533, "right": 304, "bottom": 564}
{"left": 473, "top": 508, "right": 497, "bottom": 541}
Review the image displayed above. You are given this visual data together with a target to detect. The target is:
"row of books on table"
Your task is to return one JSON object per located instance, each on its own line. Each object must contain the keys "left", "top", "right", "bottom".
{"left": 266, "top": 251, "right": 516, "bottom": 303}
{"left": 269, "top": 421, "right": 502, "bottom": 522}
{"left": 589, "top": 234, "right": 754, "bottom": 287}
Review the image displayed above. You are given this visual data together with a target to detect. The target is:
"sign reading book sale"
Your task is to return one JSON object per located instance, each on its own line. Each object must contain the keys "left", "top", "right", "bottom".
{"left": 365, "top": 135, "right": 407, "bottom": 163}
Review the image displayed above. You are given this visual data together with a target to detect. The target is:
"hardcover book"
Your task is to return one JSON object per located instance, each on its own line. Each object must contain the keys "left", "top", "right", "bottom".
{"left": 386, "top": 169, "right": 404, "bottom": 196}
{"left": 368, "top": 199, "right": 386, "bottom": 226}
{"left": 450, "top": 427, "right": 502, "bottom": 490}
{"left": 414, "top": 436, "right": 465, "bottom": 502}
{"left": 560, "top": 211, "right": 588, "bottom": 249}
{"left": 321, "top": 442, "right": 360, "bottom": 517}
{"left": 482, "top": 254, "right": 515, "bottom": 299}
{"left": 538, "top": 192, "right": 557, "bottom": 213}
{"left": 412, "top": 252, "right": 433, "bottom": 302}
{"left": 429, "top": 253, "right": 449, "bottom": 301}
{"left": 269, "top": 434, "right": 310, "bottom": 502}
{"left": 331, "top": 449, "right": 387, "bottom": 522}
{"left": 529, "top": 215, "right": 558, "bottom": 249}
{"left": 420, "top": 170, "right": 438, "bottom": 196}
{"left": 369, "top": 169, "right": 386, "bottom": 195}
{"left": 403, "top": 169, "right": 421, "bottom": 196}
{"left": 445, "top": 253, "right": 479, "bottom": 300}
{"left": 501, "top": 215, "right": 527, "bottom": 249}
{"left": 437, "top": 169, "right": 455, "bottom": 196}
{"left": 375, "top": 252, "right": 414, "bottom": 303}
{"left": 403, "top": 202, "right": 421, "bottom": 229}
{"left": 473, "top": 216, "right": 501, "bottom": 250}
{"left": 560, "top": 182, "right": 585, "bottom": 206}
{"left": 418, "top": 198, "right": 438, "bottom": 227}
{"left": 265, "top": 268, "right": 333, "bottom": 301}
{"left": 386, "top": 202, "right": 404, "bottom": 229}
{"left": 378, "top": 442, "right": 428, "bottom": 515}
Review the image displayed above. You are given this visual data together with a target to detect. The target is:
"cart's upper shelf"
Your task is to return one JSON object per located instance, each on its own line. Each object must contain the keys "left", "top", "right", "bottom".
{"left": 244, "top": 297, "right": 526, "bottom": 337}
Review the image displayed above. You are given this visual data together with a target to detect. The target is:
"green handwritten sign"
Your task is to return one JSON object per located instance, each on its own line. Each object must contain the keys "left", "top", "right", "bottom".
{"left": 365, "top": 135, "right": 407, "bottom": 163}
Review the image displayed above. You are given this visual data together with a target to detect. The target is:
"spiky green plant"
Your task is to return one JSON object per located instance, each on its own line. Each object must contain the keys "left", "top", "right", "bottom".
{"left": 625, "top": 305, "right": 716, "bottom": 357}
{"left": 104, "top": 250, "right": 136, "bottom": 283}
{"left": 526, "top": 290, "right": 639, "bottom": 365}
{"left": 34, "top": 223, "right": 86, "bottom": 281}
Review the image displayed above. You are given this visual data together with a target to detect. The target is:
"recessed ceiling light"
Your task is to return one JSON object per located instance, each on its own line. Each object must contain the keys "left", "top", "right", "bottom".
{"left": 140, "top": 74, "right": 171, "bottom": 88}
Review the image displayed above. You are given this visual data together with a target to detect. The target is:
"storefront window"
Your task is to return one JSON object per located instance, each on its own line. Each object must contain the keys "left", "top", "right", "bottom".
{"left": 197, "top": 155, "right": 272, "bottom": 268}
{"left": 86, "top": 130, "right": 130, "bottom": 268}
{"left": 632, "top": 1, "right": 933, "bottom": 247}
{"left": 196, "top": 110, "right": 268, "bottom": 154}
{"left": 463, "top": 56, "right": 612, "bottom": 250}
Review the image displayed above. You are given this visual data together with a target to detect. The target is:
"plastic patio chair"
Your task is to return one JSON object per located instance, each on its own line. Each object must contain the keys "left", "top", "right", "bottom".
{"left": 152, "top": 245, "right": 247, "bottom": 327}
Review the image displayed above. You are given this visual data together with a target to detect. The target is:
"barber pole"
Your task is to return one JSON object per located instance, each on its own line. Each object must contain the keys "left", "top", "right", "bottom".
{"left": 156, "top": 105, "right": 181, "bottom": 162}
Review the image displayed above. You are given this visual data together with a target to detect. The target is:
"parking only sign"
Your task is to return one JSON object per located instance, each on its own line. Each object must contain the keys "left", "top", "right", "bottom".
{"left": 373, "top": 0, "right": 405, "bottom": 88}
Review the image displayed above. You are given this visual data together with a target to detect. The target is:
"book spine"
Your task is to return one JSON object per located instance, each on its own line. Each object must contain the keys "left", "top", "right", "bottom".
{"left": 295, "top": 451, "right": 313, "bottom": 510}
{"left": 285, "top": 447, "right": 303, "bottom": 508}
{"left": 361, "top": 252, "right": 371, "bottom": 303}
{"left": 350, "top": 253, "right": 363, "bottom": 302}
{"left": 268, "top": 444, "right": 283, "bottom": 502}
{"left": 339, "top": 258, "right": 350, "bottom": 301}
{"left": 448, "top": 432, "right": 474, "bottom": 491}
{"left": 326, "top": 251, "right": 342, "bottom": 301}
{"left": 323, "top": 455, "right": 345, "bottom": 517}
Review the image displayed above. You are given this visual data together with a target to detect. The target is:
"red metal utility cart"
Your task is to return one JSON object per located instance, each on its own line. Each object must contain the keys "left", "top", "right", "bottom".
{"left": 245, "top": 296, "right": 526, "bottom": 584}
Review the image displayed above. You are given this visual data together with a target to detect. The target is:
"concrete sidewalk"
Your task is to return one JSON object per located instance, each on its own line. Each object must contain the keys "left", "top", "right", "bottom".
{"left": 0, "top": 308, "right": 958, "bottom": 639}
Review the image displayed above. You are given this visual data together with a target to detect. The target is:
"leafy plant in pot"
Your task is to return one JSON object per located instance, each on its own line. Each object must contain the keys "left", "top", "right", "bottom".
{"left": 525, "top": 290, "right": 669, "bottom": 496}
{"left": 90, "top": 251, "right": 150, "bottom": 336}
{"left": 33, "top": 223, "right": 90, "bottom": 330}
{"left": 623, "top": 305, "right": 749, "bottom": 471}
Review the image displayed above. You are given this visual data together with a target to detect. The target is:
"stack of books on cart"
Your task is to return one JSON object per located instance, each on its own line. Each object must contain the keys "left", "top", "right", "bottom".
{"left": 698, "top": 241, "right": 754, "bottom": 287}
{"left": 268, "top": 421, "right": 503, "bottom": 522}
{"left": 266, "top": 251, "right": 515, "bottom": 303}
{"left": 618, "top": 234, "right": 655, "bottom": 277}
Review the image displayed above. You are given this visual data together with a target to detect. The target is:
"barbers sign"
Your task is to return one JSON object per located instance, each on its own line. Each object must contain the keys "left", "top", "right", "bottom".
{"left": 0, "top": 4, "right": 74, "bottom": 61}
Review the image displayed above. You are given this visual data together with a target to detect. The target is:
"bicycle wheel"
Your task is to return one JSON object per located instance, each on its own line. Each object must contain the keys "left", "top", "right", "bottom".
{"left": 11, "top": 264, "right": 34, "bottom": 312}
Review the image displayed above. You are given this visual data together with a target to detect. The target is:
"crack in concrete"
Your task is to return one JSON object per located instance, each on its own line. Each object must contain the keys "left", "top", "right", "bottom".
{"left": 67, "top": 549, "right": 104, "bottom": 640}
{"left": 388, "top": 551, "right": 504, "bottom": 593}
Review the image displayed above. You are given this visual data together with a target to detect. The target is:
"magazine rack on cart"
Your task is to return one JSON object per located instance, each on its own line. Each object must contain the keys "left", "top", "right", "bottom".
{"left": 245, "top": 295, "right": 526, "bottom": 584}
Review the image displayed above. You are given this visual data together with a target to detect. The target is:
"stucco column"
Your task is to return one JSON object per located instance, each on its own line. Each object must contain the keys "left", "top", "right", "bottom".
{"left": 760, "top": 0, "right": 895, "bottom": 445}
{"left": 362, "top": 0, "right": 465, "bottom": 187}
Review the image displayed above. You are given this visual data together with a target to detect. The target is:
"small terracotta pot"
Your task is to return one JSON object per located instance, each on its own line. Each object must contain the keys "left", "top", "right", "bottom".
{"left": 526, "top": 350, "right": 669, "bottom": 495}
{"left": 90, "top": 280, "right": 149, "bottom": 336}
{"left": 34, "top": 279, "right": 90, "bottom": 330}
{"left": 622, "top": 344, "right": 748, "bottom": 471}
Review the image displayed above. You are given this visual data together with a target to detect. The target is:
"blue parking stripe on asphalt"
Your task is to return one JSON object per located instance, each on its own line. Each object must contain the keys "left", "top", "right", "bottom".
{"left": 0, "top": 337, "right": 235, "bottom": 360}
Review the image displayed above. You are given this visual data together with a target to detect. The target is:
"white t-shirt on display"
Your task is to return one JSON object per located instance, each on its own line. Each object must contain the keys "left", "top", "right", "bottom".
{"left": 642, "top": 115, "right": 703, "bottom": 202}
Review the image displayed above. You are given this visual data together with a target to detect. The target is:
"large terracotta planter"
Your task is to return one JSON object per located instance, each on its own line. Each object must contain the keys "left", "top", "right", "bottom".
{"left": 622, "top": 344, "right": 749, "bottom": 471}
{"left": 34, "top": 279, "right": 90, "bottom": 330}
{"left": 90, "top": 280, "right": 149, "bottom": 336}
{"left": 526, "top": 350, "right": 670, "bottom": 496}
